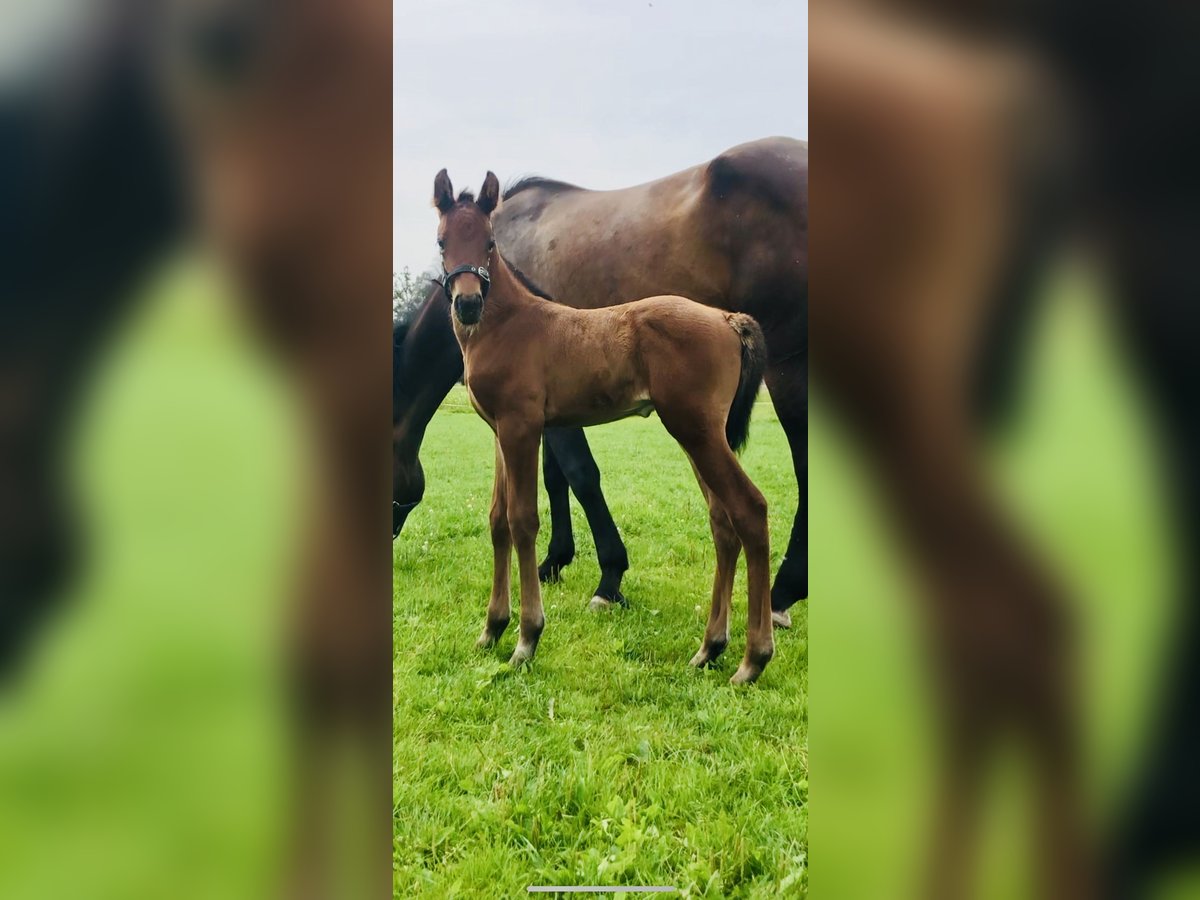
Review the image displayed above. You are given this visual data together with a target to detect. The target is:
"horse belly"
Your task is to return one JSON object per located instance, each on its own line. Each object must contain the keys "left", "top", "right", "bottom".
{"left": 545, "top": 383, "right": 655, "bottom": 428}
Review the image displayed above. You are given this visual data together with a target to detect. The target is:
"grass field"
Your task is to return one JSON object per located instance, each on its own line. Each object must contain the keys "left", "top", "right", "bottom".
{"left": 393, "top": 390, "right": 808, "bottom": 897}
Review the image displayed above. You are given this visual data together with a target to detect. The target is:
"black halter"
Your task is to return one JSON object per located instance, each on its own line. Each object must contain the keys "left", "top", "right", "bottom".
{"left": 440, "top": 264, "right": 491, "bottom": 300}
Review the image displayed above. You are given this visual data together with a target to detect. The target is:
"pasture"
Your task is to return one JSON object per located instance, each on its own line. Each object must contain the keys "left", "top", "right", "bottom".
{"left": 393, "top": 389, "right": 808, "bottom": 896}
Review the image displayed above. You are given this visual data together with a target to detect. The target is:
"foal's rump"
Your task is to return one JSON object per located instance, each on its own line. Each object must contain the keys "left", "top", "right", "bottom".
{"left": 629, "top": 296, "right": 767, "bottom": 450}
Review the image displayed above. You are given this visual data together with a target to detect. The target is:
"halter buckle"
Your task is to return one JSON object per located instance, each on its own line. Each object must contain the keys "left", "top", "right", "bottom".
{"left": 442, "top": 264, "right": 491, "bottom": 299}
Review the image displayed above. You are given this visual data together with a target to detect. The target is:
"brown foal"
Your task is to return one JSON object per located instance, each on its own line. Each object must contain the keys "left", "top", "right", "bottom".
{"left": 434, "top": 169, "right": 775, "bottom": 684}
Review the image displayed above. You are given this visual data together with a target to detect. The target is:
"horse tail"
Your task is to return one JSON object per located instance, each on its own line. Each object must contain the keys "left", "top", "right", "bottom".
{"left": 724, "top": 313, "right": 767, "bottom": 453}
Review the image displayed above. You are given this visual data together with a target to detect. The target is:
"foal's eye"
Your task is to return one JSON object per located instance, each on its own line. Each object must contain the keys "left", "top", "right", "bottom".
{"left": 487, "top": 240, "right": 496, "bottom": 252}
{"left": 437, "top": 240, "right": 445, "bottom": 252}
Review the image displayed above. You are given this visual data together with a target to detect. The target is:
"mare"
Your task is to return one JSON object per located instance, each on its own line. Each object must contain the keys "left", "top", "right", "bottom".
{"left": 434, "top": 170, "right": 775, "bottom": 684}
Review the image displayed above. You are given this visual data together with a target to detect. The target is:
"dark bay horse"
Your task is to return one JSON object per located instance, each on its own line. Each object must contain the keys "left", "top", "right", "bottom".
{"left": 394, "top": 137, "right": 807, "bottom": 625}
{"left": 435, "top": 170, "right": 775, "bottom": 683}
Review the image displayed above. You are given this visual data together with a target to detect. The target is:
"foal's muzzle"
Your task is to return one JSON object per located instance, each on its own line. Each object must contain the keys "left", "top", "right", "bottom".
{"left": 441, "top": 264, "right": 490, "bottom": 326}
{"left": 453, "top": 293, "right": 484, "bottom": 325}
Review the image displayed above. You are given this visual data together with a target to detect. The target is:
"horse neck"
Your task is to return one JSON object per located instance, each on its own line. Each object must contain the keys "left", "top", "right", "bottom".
{"left": 452, "top": 256, "right": 541, "bottom": 358}
{"left": 473, "top": 256, "right": 540, "bottom": 325}
{"left": 395, "top": 287, "right": 463, "bottom": 443}
{"left": 489, "top": 255, "right": 539, "bottom": 305}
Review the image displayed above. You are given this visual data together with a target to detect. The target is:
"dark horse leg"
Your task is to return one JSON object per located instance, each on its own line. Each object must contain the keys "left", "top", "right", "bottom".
{"left": 538, "top": 427, "right": 629, "bottom": 609}
{"left": 538, "top": 430, "right": 576, "bottom": 582}
{"left": 764, "top": 356, "right": 808, "bottom": 627}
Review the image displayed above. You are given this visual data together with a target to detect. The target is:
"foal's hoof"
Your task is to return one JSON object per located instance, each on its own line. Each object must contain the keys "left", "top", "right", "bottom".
{"left": 730, "top": 662, "right": 764, "bottom": 685}
{"left": 772, "top": 609, "right": 793, "bottom": 630}
{"left": 476, "top": 616, "right": 509, "bottom": 650}
{"left": 508, "top": 643, "right": 537, "bottom": 668}
{"left": 689, "top": 640, "right": 728, "bottom": 669}
{"left": 730, "top": 646, "right": 774, "bottom": 685}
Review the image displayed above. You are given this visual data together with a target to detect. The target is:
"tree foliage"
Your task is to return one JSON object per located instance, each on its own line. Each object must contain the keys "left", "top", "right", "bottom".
{"left": 393, "top": 268, "right": 434, "bottom": 325}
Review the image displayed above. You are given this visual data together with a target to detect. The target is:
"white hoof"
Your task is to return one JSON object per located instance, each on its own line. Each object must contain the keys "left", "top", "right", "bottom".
{"left": 772, "top": 609, "right": 792, "bottom": 630}
{"left": 588, "top": 595, "right": 615, "bottom": 612}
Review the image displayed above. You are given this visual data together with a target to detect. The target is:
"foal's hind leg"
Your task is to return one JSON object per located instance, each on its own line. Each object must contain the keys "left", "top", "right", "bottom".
{"left": 667, "top": 422, "right": 774, "bottom": 684}
{"left": 477, "top": 438, "right": 512, "bottom": 649}
{"left": 689, "top": 471, "right": 741, "bottom": 668}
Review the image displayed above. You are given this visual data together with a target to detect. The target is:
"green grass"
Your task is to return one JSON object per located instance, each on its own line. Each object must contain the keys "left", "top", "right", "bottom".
{"left": 0, "top": 259, "right": 297, "bottom": 900}
{"left": 393, "top": 392, "right": 808, "bottom": 897}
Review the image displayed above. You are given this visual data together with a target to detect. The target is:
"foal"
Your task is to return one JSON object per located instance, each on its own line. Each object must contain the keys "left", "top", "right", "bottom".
{"left": 434, "top": 169, "right": 775, "bottom": 684}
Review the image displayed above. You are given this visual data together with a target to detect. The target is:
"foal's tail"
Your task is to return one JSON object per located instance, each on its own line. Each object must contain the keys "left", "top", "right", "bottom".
{"left": 724, "top": 313, "right": 768, "bottom": 453}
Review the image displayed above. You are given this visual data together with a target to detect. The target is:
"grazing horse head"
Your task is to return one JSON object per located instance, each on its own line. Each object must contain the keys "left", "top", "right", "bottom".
{"left": 432, "top": 170, "right": 501, "bottom": 327}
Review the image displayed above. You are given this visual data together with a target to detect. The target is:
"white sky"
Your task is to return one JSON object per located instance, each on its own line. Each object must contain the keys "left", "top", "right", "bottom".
{"left": 393, "top": 0, "right": 807, "bottom": 272}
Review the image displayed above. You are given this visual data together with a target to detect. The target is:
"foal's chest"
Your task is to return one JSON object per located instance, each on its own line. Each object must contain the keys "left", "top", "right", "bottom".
{"left": 465, "top": 380, "right": 492, "bottom": 426}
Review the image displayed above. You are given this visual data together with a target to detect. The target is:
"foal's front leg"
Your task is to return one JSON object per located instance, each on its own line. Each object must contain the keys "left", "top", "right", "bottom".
{"left": 477, "top": 438, "right": 511, "bottom": 649}
{"left": 498, "top": 419, "right": 546, "bottom": 666}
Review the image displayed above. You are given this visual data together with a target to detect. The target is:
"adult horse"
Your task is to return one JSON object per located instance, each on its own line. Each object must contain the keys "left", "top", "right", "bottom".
{"left": 394, "top": 137, "right": 808, "bottom": 624}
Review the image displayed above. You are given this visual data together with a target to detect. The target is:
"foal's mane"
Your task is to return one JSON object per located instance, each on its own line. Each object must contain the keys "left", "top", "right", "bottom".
{"left": 501, "top": 253, "right": 555, "bottom": 302}
{"left": 502, "top": 175, "right": 583, "bottom": 201}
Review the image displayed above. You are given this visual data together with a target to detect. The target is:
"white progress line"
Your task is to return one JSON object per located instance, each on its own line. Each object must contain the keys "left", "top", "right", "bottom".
{"left": 527, "top": 888, "right": 676, "bottom": 894}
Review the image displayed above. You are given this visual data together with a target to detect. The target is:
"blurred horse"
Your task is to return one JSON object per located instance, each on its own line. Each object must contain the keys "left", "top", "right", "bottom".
{"left": 5, "top": 0, "right": 392, "bottom": 892}
{"left": 163, "top": 0, "right": 392, "bottom": 894}
{"left": 812, "top": 6, "right": 1089, "bottom": 896}
{"left": 816, "top": 0, "right": 1200, "bottom": 895}
{"left": 1, "top": 2, "right": 183, "bottom": 677}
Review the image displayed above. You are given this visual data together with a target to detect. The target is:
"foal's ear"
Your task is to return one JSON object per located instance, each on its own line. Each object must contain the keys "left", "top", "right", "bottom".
{"left": 433, "top": 169, "right": 455, "bottom": 214}
{"left": 477, "top": 171, "right": 500, "bottom": 216}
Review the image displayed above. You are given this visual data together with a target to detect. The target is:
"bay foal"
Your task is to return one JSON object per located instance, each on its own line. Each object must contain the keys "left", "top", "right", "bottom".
{"left": 435, "top": 170, "right": 775, "bottom": 684}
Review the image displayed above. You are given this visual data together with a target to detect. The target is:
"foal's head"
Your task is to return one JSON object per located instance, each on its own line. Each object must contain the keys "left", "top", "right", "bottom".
{"left": 432, "top": 169, "right": 500, "bottom": 326}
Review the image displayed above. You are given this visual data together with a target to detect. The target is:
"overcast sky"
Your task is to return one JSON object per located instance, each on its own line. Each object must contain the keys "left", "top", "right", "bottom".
{"left": 393, "top": 0, "right": 807, "bottom": 272}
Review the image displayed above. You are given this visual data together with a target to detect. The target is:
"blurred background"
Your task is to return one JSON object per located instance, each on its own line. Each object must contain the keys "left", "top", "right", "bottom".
{"left": 2, "top": 0, "right": 389, "bottom": 896}
{"left": 0, "top": 257, "right": 300, "bottom": 898}
{"left": 811, "top": 2, "right": 1200, "bottom": 898}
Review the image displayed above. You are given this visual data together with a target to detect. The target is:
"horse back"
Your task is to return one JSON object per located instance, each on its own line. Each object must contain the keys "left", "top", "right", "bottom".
{"left": 704, "top": 136, "right": 808, "bottom": 215}
{"left": 495, "top": 138, "right": 807, "bottom": 355}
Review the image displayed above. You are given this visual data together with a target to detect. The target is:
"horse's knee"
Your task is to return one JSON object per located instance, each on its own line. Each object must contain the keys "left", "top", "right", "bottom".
{"left": 560, "top": 456, "right": 602, "bottom": 497}
{"left": 507, "top": 506, "right": 539, "bottom": 545}
{"left": 489, "top": 502, "right": 509, "bottom": 542}
{"left": 730, "top": 488, "right": 768, "bottom": 553}
{"left": 708, "top": 509, "right": 740, "bottom": 555}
